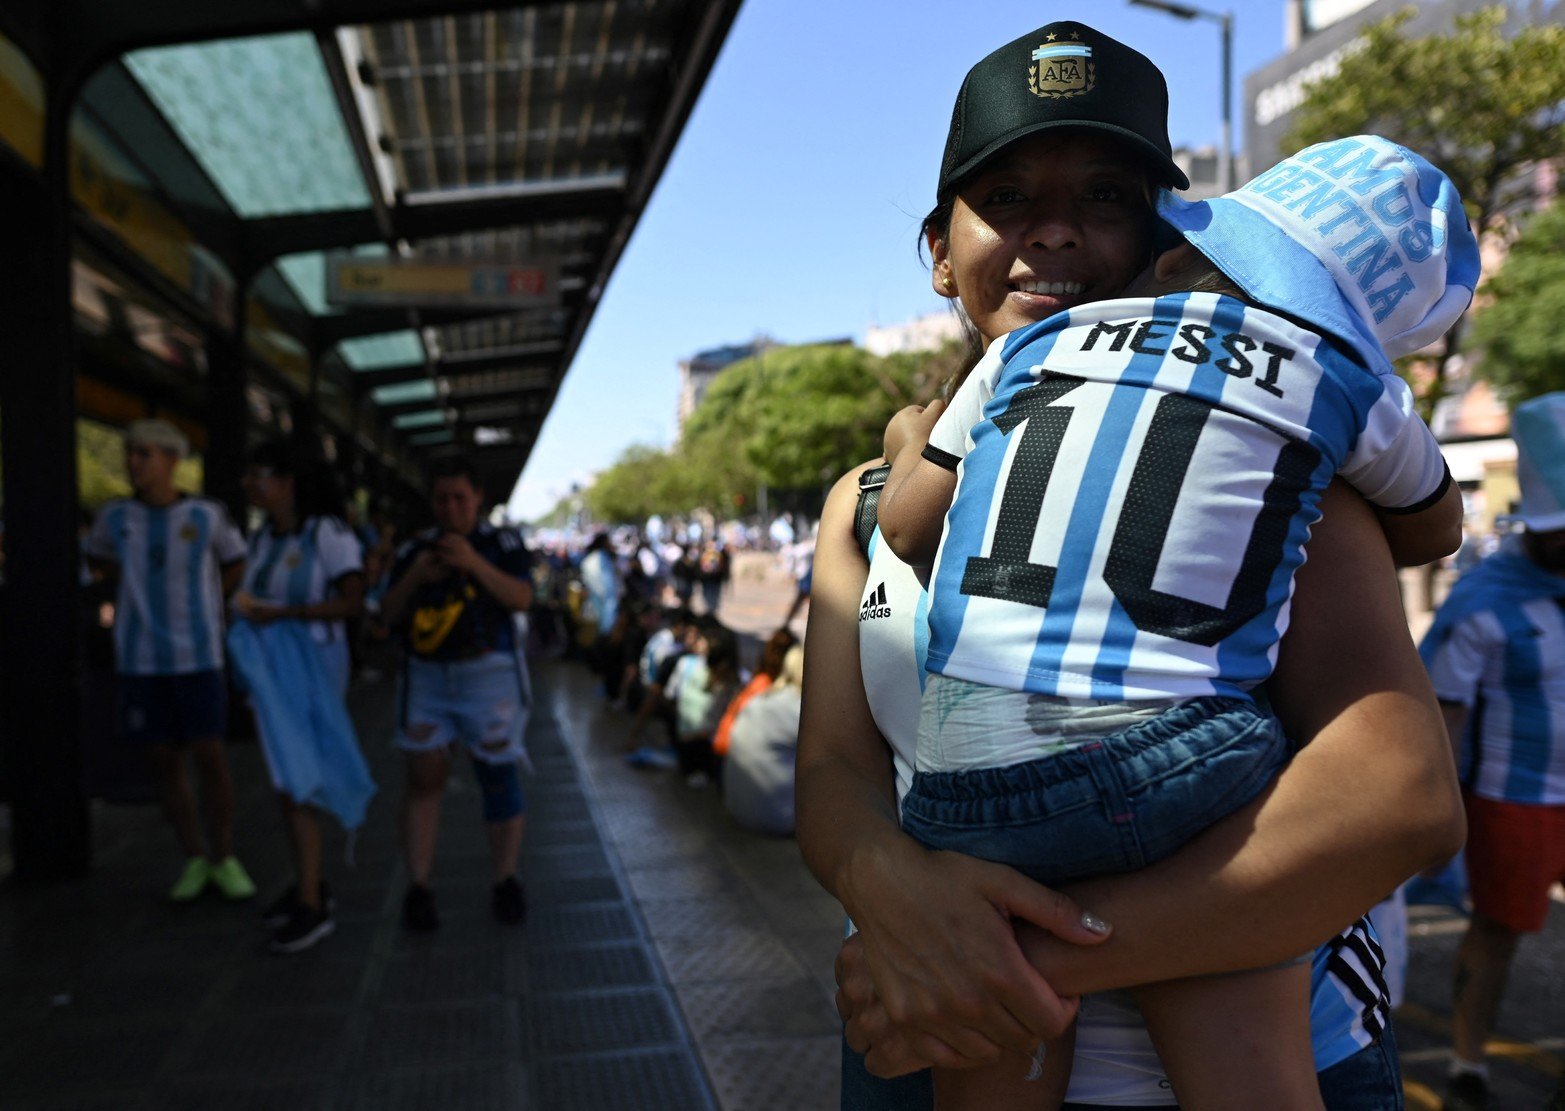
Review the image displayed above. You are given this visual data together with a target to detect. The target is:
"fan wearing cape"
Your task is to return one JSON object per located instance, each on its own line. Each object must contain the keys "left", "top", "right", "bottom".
{"left": 230, "top": 440, "right": 373, "bottom": 955}
{"left": 1419, "top": 393, "right": 1565, "bottom": 1111}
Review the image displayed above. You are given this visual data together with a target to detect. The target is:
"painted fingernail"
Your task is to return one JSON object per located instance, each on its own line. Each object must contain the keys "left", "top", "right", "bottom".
{"left": 1080, "top": 911, "right": 1110, "bottom": 935}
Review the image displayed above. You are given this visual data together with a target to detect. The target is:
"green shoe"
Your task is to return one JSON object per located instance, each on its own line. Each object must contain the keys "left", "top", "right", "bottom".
{"left": 208, "top": 856, "right": 256, "bottom": 900}
{"left": 169, "top": 857, "right": 210, "bottom": 902}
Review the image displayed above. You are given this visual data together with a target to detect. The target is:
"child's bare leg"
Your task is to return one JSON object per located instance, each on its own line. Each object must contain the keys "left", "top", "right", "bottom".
{"left": 931, "top": 1021, "right": 1075, "bottom": 1111}
{"left": 1134, "top": 961, "right": 1322, "bottom": 1111}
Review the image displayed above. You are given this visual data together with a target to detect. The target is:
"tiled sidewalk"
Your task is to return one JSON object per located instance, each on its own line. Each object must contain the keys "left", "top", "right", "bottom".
{"left": 0, "top": 652, "right": 845, "bottom": 1109}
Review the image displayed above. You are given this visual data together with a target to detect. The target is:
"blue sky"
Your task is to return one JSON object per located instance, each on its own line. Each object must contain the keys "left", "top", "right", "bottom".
{"left": 507, "top": 0, "right": 1287, "bottom": 520}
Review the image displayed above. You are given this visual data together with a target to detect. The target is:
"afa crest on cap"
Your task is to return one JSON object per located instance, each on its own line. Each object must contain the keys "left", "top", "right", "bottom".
{"left": 1029, "top": 30, "right": 1094, "bottom": 99}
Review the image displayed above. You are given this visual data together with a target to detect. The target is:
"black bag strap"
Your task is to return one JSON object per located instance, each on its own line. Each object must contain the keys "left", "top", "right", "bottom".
{"left": 853, "top": 464, "right": 892, "bottom": 557}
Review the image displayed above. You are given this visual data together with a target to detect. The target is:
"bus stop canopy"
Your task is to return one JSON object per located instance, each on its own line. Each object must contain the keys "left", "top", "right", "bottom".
{"left": 0, "top": 0, "right": 741, "bottom": 498}
{"left": 0, "top": 0, "right": 743, "bottom": 880}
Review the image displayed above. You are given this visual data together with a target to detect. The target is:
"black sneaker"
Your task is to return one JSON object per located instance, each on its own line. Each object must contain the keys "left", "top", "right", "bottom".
{"left": 270, "top": 903, "right": 335, "bottom": 955}
{"left": 402, "top": 883, "right": 439, "bottom": 932}
{"left": 260, "top": 882, "right": 335, "bottom": 929}
{"left": 1443, "top": 1071, "right": 1490, "bottom": 1111}
{"left": 492, "top": 876, "right": 527, "bottom": 924}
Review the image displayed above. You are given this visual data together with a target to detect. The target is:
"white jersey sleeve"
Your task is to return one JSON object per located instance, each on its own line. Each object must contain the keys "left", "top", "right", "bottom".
{"left": 1424, "top": 609, "right": 1501, "bottom": 708}
{"left": 85, "top": 503, "right": 121, "bottom": 562}
{"left": 923, "top": 336, "right": 1006, "bottom": 469}
{"left": 316, "top": 517, "right": 365, "bottom": 582}
{"left": 210, "top": 502, "right": 248, "bottom": 564}
{"left": 1337, "top": 372, "right": 1450, "bottom": 512}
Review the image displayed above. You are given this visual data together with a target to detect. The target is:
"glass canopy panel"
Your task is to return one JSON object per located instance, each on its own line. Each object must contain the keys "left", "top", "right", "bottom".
{"left": 275, "top": 244, "right": 390, "bottom": 316}
{"left": 410, "top": 430, "right": 456, "bottom": 446}
{"left": 124, "top": 34, "right": 371, "bottom": 218}
{"left": 393, "top": 410, "right": 446, "bottom": 429}
{"left": 372, "top": 379, "right": 438, "bottom": 406}
{"left": 340, "top": 329, "right": 424, "bottom": 371}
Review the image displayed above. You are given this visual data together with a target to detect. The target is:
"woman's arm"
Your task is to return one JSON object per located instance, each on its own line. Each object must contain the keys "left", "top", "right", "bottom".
{"left": 1377, "top": 480, "right": 1464, "bottom": 567}
{"left": 797, "top": 462, "right": 1108, "bottom": 1069}
{"left": 840, "top": 480, "right": 1466, "bottom": 1075}
{"left": 877, "top": 402, "right": 957, "bottom": 567}
{"left": 1018, "top": 480, "right": 1464, "bottom": 990}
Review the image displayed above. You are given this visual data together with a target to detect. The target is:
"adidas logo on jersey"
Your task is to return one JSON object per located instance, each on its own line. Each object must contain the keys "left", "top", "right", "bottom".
{"left": 860, "top": 582, "right": 891, "bottom": 621}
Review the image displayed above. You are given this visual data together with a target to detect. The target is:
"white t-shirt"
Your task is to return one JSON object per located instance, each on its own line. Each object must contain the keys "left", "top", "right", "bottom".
{"left": 87, "top": 495, "right": 246, "bottom": 675}
{"left": 241, "top": 516, "right": 364, "bottom": 644}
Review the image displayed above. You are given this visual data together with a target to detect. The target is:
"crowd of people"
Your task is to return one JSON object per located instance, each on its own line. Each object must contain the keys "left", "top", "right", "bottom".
{"left": 539, "top": 525, "right": 814, "bottom": 836}
{"left": 25, "top": 13, "right": 1565, "bottom": 1107}
{"left": 77, "top": 418, "right": 818, "bottom": 957}
{"left": 85, "top": 423, "right": 538, "bottom": 952}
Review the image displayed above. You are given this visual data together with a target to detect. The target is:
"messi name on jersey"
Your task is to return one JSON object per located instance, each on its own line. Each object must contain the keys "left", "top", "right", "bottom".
{"left": 1077, "top": 315, "right": 1296, "bottom": 400}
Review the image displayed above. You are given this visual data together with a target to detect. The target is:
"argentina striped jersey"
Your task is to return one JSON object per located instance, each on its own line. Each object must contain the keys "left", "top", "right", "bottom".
{"left": 923, "top": 293, "right": 1448, "bottom": 701}
{"left": 242, "top": 516, "right": 364, "bottom": 645}
{"left": 1421, "top": 541, "right": 1565, "bottom": 805}
{"left": 87, "top": 495, "right": 247, "bottom": 676}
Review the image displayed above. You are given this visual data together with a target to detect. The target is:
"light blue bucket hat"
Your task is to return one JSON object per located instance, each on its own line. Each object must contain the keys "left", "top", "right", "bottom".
{"left": 1157, "top": 135, "right": 1480, "bottom": 373}
{"left": 1512, "top": 393, "right": 1565, "bottom": 532}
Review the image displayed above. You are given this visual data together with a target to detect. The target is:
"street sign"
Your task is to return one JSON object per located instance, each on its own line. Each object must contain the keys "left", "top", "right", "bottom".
{"left": 326, "top": 255, "right": 561, "bottom": 308}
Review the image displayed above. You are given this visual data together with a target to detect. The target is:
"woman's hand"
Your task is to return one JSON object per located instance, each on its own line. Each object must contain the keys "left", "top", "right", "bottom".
{"left": 839, "top": 839, "right": 1110, "bottom": 1073}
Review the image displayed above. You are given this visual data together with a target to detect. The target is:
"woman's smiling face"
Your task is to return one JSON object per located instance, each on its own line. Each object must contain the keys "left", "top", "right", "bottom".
{"left": 931, "top": 130, "right": 1155, "bottom": 344}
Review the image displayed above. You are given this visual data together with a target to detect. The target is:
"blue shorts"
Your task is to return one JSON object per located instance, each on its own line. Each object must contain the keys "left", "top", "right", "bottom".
{"left": 901, "top": 696, "right": 1289, "bottom": 886}
{"left": 397, "top": 653, "right": 529, "bottom": 765}
{"left": 119, "top": 669, "right": 229, "bottom": 745}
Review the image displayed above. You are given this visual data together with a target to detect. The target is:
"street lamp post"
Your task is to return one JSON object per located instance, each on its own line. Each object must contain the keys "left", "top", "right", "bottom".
{"left": 1128, "top": 0, "right": 1235, "bottom": 193}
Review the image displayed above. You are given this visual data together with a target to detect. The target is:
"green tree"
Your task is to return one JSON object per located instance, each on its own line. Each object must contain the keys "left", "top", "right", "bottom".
{"left": 1285, "top": 5, "right": 1565, "bottom": 409}
{"left": 1466, "top": 201, "right": 1565, "bottom": 403}
{"left": 571, "top": 335, "right": 974, "bottom": 524}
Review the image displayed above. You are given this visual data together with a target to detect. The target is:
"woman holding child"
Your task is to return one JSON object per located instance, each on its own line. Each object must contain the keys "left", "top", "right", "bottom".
{"left": 796, "top": 19, "right": 1471, "bottom": 1110}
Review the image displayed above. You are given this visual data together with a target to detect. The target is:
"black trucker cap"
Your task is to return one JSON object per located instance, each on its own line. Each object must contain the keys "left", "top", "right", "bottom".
{"left": 937, "top": 21, "right": 1189, "bottom": 200}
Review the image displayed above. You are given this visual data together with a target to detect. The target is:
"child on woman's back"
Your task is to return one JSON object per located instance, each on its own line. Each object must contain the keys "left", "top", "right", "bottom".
{"left": 877, "top": 135, "right": 1478, "bottom": 1109}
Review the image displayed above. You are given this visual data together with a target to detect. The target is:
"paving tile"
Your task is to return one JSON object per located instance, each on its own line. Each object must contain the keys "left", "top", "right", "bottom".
{"left": 523, "top": 987, "right": 682, "bottom": 1055}
{"left": 158, "top": 1078, "right": 336, "bottom": 1111}
{"left": 338, "top": 1064, "right": 521, "bottom": 1110}
{"left": 678, "top": 977, "right": 841, "bottom": 1042}
{"left": 532, "top": 1048, "right": 712, "bottom": 1111}
{"left": 625, "top": 860, "right": 740, "bottom": 901}
{"left": 525, "top": 902, "right": 639, "bottom": 948}
{"left": 361, "top": 1001, "right": 515, "bottom": 1068}
{"left": 377, "top": 949, "right": 510, "bottom": 1005}
{"left": 636, "top": 897, "right": 770, "bottom": 940}
{"left": 182, "top": 1008, "right": 353, "bottom": 1078}
{"left": 656, "top": 929, "right": 809, "bottom": 984}
{"left": 522, "top": 943, "right": 656, "bottom": 993}
{"left": 0, "top": 1016, "right": 184, "bottom": 1099}
{"left": 701, "top": 1036, "right": 840, "bottom": 1111}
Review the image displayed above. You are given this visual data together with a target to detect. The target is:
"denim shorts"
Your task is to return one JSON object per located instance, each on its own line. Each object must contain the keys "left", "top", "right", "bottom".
{"left": 397, "top": 653, "right": 529, "bottom": 765}
{"left": 900, "top": 695, "right": 1290, "bottom": 886}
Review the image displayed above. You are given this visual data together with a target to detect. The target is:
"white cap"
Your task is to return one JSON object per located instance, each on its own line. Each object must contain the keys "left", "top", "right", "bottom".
{"left": 1513, "top": 393, "right": 1565, "bottom": 532}
{"left": 124, "top": 419, "right": 190, "bottom": 459}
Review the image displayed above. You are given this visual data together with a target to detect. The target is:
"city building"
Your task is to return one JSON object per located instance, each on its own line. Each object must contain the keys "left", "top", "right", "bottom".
{"left": 863, "top": 311, "right": 963, "bottom": 357}
{"left": 676, "top": 338, "right": 775, "bottom": 433}
{"left": 1242, "top": 0, "right": 1565, "bottom": 527}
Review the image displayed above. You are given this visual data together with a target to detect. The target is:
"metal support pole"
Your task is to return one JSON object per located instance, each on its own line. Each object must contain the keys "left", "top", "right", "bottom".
{"left": 0, "top": 91, "right": 92, "bottom": 879}
{"left": 1220, "top": 13, "right": 1234, "bottom": 192}
{"left": 204, "top": 281, "right": 251, "bottom": 523}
